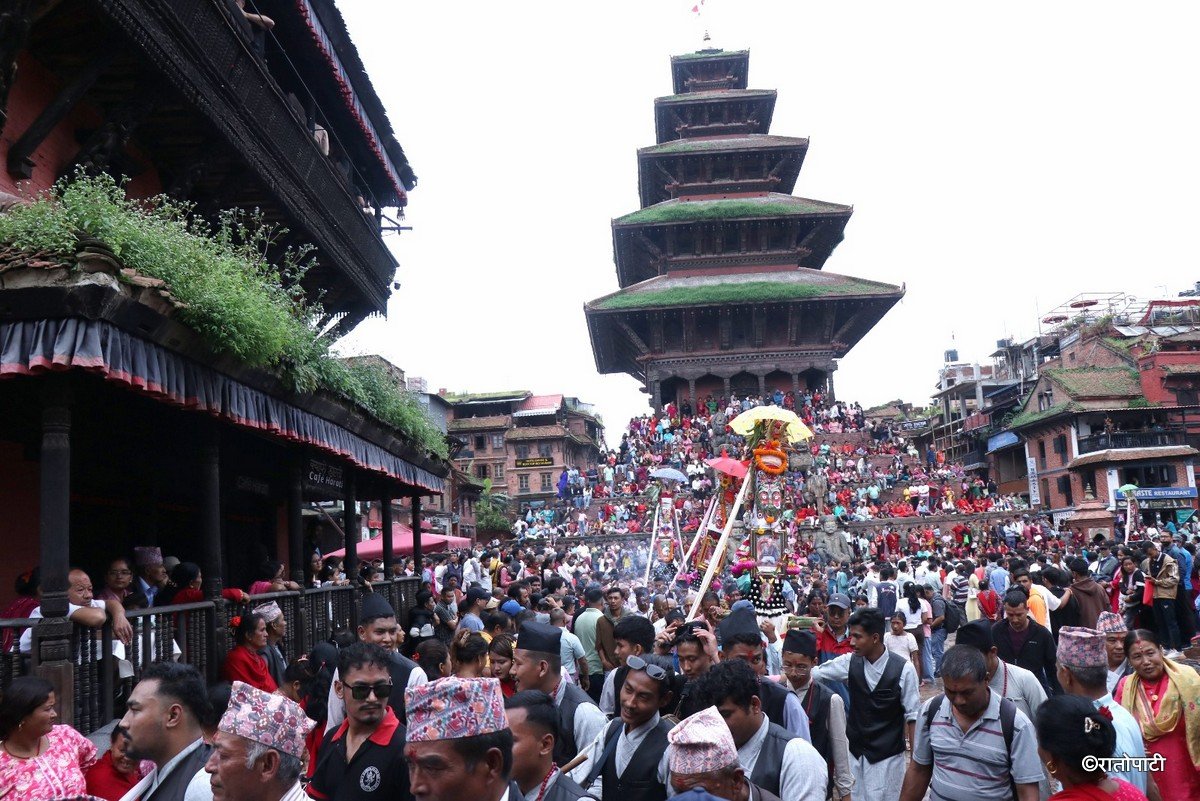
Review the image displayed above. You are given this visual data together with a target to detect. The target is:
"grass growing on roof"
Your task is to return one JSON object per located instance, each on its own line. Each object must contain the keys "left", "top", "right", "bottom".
{"left": 0, "top": 172, "right": 447, "bottom": 460}
{"left": 617, "top": 197, "right": 843, "bottom": 225}
{"left": 593, "top": 277, "right": 895, "bottom": 310}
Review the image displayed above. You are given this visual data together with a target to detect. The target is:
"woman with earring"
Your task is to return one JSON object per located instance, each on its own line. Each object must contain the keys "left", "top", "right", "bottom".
{"left": 1113, "top": 629, "right": 1200, "bottom": 797}
{"left": 0, "top": 676, "right": 97, "bottom": 799}
{"left": 1035, "top": 693, "right": 1147, "bottom": 800}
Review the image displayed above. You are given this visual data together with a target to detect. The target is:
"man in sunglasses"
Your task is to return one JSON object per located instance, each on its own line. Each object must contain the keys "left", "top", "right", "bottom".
{"left": 571, "top": 654, "right": 675, "bottom": 801}
{"left": 307, "top": 642, "right": 410, "bottom": 801}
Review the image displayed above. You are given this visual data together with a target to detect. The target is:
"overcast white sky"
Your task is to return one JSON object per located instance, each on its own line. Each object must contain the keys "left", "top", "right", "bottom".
{"left": 337, "top": 1, "right": 1200, "bottom": 439}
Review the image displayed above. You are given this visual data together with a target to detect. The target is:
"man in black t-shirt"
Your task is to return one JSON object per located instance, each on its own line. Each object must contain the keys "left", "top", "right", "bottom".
{"left": 307, "top": 642, "right": 411, "bottom": 801}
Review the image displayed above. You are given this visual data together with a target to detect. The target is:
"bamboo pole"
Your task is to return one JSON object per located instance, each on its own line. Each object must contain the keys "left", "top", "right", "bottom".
{"left": 670, "top": 496, "right": 715, "bottom": 587}
{"left": 687, "top": 474, "right": 752, "bottom": 620}
{"left": 643, "top": 502, "right": 660, "bottom": 586}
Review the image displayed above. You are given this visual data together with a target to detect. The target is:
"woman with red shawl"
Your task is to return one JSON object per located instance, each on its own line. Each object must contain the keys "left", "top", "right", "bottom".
{"left": 220, "top": 612, "right": 277, "bottom": 692}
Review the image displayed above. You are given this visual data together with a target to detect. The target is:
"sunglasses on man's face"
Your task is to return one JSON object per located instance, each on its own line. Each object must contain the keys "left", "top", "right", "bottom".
{"left": 347, "top": 682, "right": 393, "bottom": 701}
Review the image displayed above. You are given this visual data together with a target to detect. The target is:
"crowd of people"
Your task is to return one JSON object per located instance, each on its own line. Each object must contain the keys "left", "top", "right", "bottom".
{"left": 3, "top": 400, "right": 1200, "bottom": 801}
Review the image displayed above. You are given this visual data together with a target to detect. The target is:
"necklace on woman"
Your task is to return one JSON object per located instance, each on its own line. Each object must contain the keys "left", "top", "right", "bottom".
{"left": 3, "top": 737, "right": 43, "bottom": 759}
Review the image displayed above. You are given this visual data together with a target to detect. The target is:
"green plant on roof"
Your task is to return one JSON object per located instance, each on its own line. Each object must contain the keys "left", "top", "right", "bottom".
{"left": 594, "top": 277, "right": 895, "bottom": 310}
{"left": 618, "top": 197, "right": 842, "bottom": 225}
{"left": 672, "top": 49, "right": 748, "bottom": 61}
{"left": 0, "top": 171, "right": 448, "bottom": 460}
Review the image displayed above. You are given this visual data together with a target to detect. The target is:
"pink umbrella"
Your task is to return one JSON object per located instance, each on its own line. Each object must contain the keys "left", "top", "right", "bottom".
{"left": 705, "top": 455, "right": 748, "bottom": 478}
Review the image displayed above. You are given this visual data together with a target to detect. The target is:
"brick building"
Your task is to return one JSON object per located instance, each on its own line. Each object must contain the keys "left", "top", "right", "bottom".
{"left": 444, "top": 390, "right": 605, "bottom": 516}
{"left": 994, "top": 310, "right": 1200, "bottom": 525}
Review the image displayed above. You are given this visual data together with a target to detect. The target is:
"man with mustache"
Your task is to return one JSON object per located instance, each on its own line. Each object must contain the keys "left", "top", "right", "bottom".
{"left": 306, "top": 642, "right": 410, "bottom": 801}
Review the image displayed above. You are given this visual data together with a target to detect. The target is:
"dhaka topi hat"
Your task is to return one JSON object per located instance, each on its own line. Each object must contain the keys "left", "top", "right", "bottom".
{"left": 668, "top": 706, "right": 739, "bottom": 775}
{"left": 405, "top": 677, "right": 508, "bottom": 742}
{"left": 516, "top": 621, "right": 561, "bottom": 655}
{"left": 253, "top": 601, "right": 282, "bottom": 623}
{"left": 134, "top": 546, "right": 163, "bottom": 567}
{"left": 782, "top": 629, "right": 817, "bottom": 658}
{"left": 1096, "top": 611, "right": 1127, "bottom": 635}
{"left": 219, "top": 681, "right": 313, "bottom": 759}
{"left": 717, "top": 607, "right": 761, "bottom": 647}
{"left": 1057, "top": 626, "right": 1106, "bottom": 669}
{"left": 359, "top": 592, "right": 395, "bottom": 623}
{"left": 953, "top": 620, "right": 995, "bottom": 654}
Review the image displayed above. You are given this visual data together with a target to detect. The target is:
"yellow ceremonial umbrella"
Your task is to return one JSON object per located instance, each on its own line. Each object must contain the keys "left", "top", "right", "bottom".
{"left": 729, "top": 406, "right": 813, "bottom": 443}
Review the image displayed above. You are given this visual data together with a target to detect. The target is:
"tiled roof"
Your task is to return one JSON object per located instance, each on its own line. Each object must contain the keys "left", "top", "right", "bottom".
{"left": 655, "top": 89, "right": 776, "bottom": 105}
{"left": 519, "top": 394, "right": 564, "bottom": 412}
{"left": 615, "top": 193, "right": 849, "bottom": 226}
{"left": 1043, "top": 367, "right": 1141, "bottom": 400}
{"left": 639, "top": 135, "right": 809, "bottom": 157}
{"left": 447, "top": 415, "right": 509, "bottom": 432}
{"left": 586, "top": 268, "right": 903, "bottom": 312}
{"left": 1163, "top": 364, "right": 1200, "bottom": 376}
{"left": 444, "top": 390, "right": 529, "bottom": 404}
{"left": 505, "top": 425, "right": 569, "bottom": 441}
{"left": 671, "top": 49, "right": 749, "bottom": 62}
{"left": 1068, "top": 445, "right": 1199, "bottom": 469}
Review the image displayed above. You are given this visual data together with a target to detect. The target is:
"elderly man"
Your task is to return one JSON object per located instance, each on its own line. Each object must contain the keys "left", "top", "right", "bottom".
{"left": 134, "top": 545, "right": 170, "bottom": 606}
{"left": 668, "top": 706, "right": 781, "bottom": 801}
{"left": 1055, "top": 627, "right": 1158, "bottom": 798}
{"left": 1095, "top": 611, "right": 1131, "bottom": 693}
{"left": 404, "top": 677, "right": 515, "bottom": 801}
{"left": 254, "top": 601, "right": 287, "bottom": 688}
{"left": 687, "top": 660, "right": 826, "bottom": 801}
{"left": 205, "top": 681, "right": 313, "bottom": 801}
{"left": 899, "top": 646, "right": 1041, "bottom": 801}
{"left": 20, "top": 567, "right": 107, "bottom": 653}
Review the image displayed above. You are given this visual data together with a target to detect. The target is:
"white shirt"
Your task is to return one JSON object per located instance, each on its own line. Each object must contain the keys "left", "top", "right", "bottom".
{"left": 555, "top": 679, "right": 607, "bottom": 757}
{"left": 119, "top": 737, "right": 212, "bottom": 801}
{"left": 884, "top": 631, "right": 918, "bottom": 661}
{"left": 739, "top": 714, "right": 827, "bottom": 801}
{"left": 571, "top": 712, "right": 672, "bottom": 796}
{"left": 20, "top": 599, "right": 106, "bottom": 653}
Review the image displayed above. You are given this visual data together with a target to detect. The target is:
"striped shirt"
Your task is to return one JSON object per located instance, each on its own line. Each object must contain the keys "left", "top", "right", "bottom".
{"left": 912, "top": 690, "right": 1043, "bottom": 801}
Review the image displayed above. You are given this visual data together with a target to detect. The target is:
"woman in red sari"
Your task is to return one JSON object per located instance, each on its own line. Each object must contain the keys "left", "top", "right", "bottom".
{"left": 1035, "top": 694, "right": 1147, "bottom": 800}
{"left": 220, "top": 612, "right": 277, "bottom": 692}
{"left": 1114, "top": 629, "right": 1200, "bottom": 798}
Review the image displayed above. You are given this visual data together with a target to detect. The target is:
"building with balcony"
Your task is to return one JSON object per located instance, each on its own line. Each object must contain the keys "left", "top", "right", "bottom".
{"left": 0, "top": 0, "right": 445, "bottom": 730}
{"left": 444, "top": 390, "right": 605, "bottom": 516}
{"left": 988, "top": 307, "right": 1200, "bottom": 524}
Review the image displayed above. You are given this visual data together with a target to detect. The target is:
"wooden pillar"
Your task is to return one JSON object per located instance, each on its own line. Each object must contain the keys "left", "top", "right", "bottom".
{"left": 688, "top": 379, "right": 696, "bottom": 412}
{"left": 381, "top": 494, "right": 395, "bottom": 576}
{"left": 757, "top": 373, "right": 767, "bottom": 397}
{"left": 411, "top": 496, "right": 423, "bottom": 588}
{"left": 791, "top": 373, "right": 801, "bottom": 394}
{"left": 288, "top": 457, "right": 304, "bottom": 586}
{"left": 198, "top": 424, "right": 226, "bottom": 682}
{"left": 343, "top": 471, "right": 358, "bottom": 584}
{"left": 722, "top": 376, "right": 731, "bottom": 398}
{"left": 826, "top": 372, "right": 836, "bottom": 401}
{"left": 34, "top": 379, "right": 73, "bottom": 721}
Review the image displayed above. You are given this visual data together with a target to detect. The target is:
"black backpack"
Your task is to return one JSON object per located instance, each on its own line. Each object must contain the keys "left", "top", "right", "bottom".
{"left": 942, "top": 600, "right": 963, "bottom": 633}
{"left": 876, "top": 582, "right": 897, "bottom": 619}
{"left": 924, "top": 694, "right": 1019, "bottom": 798}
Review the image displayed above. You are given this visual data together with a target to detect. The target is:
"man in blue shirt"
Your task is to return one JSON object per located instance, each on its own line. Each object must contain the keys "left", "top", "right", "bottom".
{"left": 989, "top": 556, "right": 1010, "bottom": 597}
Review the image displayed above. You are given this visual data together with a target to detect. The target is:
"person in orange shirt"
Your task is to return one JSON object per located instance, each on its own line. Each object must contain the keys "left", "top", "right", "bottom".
{"left": 1013, "top": 568, "right": 1049, "bottom": 627}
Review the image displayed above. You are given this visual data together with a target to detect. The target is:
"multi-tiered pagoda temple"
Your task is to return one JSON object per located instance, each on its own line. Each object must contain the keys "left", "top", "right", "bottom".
{"left": 585, "top": 48, "right": 904, "bottom": 408}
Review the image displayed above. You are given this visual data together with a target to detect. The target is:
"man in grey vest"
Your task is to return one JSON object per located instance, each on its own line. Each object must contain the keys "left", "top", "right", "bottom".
{"left": 687, "top": 660, "right": 826, "bottom": 801}
{"left": 119, "top": 662, "right": 213, "bottom": 801}
{"left": 513, "top": 620, "right": 606, "bottom": 767}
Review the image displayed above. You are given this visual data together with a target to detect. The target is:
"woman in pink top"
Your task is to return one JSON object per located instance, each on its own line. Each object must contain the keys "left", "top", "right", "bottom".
{"left": 0, "top": 677, "right": 97, "bottom": 800}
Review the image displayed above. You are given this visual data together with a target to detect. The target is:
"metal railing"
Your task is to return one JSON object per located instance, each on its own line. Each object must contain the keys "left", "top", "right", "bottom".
{"left": 1076, "top": 429, "right": 1186, "bottom": 455}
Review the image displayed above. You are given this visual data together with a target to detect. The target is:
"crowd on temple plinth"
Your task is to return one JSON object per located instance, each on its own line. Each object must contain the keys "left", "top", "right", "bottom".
{"left": 3, "top": 397, "right": 1200, "bottom": 801}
